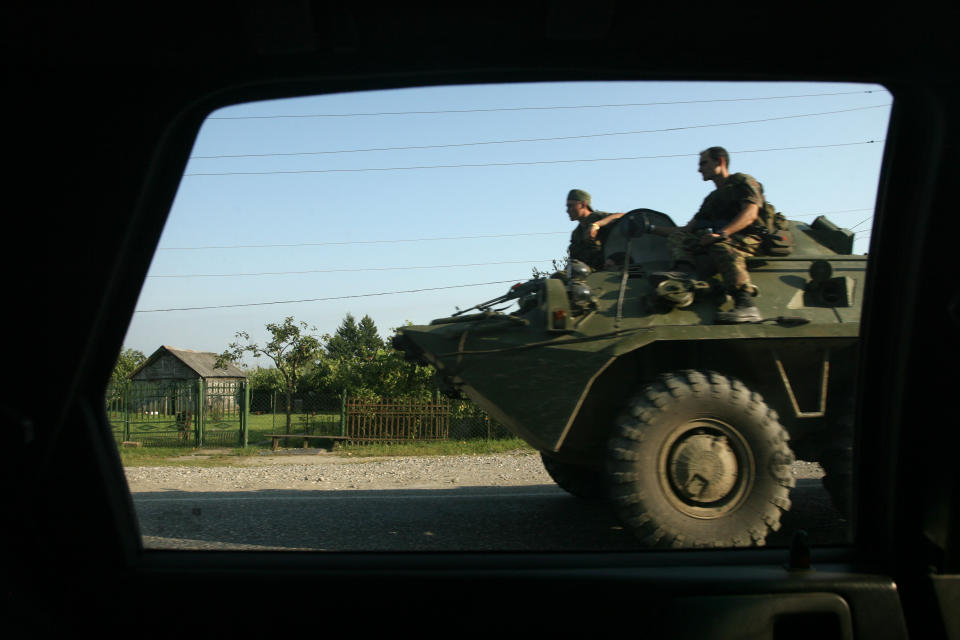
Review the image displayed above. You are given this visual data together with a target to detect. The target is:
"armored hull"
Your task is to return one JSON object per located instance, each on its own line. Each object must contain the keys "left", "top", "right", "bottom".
{"left": 395, "top": 211, "right": 863, "bottom": 547}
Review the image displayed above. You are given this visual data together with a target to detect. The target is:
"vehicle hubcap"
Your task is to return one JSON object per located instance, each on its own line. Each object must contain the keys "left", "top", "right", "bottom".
{"left": 669, "top": 433, "right": 738, "bottom": 503}
{"left": 660, "top": 420, "right": 753, "bottom": 517}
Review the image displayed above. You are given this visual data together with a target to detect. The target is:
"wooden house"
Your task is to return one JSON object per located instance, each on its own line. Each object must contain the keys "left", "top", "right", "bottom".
{"left": 129, "top": 346, "right": 247, "bottom": 418}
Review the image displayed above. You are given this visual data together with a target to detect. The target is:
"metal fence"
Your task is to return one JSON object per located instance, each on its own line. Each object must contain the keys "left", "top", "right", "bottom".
{"left": 107, "top": 379, "right": 248, "bottom": 447}
{"left": 107, "top": 384, "right": 511, "bottom": 448}
{"left": 248, "top": 390, "right": 512, "bottom": 443}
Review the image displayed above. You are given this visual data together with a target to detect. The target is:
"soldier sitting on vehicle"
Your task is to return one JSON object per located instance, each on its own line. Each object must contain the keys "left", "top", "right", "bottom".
{"left": 565, "top": 189, "right": 626, "bottom": 271}
{"left": 656, "top": 146, "right": 768, "bottom": 324}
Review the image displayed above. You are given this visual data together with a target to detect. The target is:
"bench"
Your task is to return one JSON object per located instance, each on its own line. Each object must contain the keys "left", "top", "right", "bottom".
{"left": 266, "top": 434, "right": 351, "bottom": 451}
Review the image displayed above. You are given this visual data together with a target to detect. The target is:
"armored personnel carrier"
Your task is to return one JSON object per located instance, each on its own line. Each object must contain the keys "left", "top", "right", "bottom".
{"left": 393, "top": 210, "right": 862, "bottom": 547}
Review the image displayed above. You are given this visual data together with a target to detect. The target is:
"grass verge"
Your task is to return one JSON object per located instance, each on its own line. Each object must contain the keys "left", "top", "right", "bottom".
{"left": 333, "top": 438, "right": 533, "bottom": 458}
{"left": 117, "top": 446, "right": 262, "bottom": 468}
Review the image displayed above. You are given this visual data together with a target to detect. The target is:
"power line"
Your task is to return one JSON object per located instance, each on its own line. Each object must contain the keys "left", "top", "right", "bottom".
{"left": 158, "top": 231, "right": 568, "bottom": 251}
{"left": 148, "top": 259, "right": 557, "bottom": 278}
{"left": 135, "top": 280, "right": 521, "bottom": 313}
{"left": 183, "top": 140, "right": 885, "bottom": 177}
{"left": 206, "top": 90, "right": 882, "bottom": 120}
{"left": 191, "top": 105, "right": 890, "bottom": 160}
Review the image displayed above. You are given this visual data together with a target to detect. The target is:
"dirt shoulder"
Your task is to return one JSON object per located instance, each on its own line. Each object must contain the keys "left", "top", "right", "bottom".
{"left": 123, "top": 450, "right": 824, "bottom": 494}
{"left": 124, "top": 450, "right": 550, "bottom": 493}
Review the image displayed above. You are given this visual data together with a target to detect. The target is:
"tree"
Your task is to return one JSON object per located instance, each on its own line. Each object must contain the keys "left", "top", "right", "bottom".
{"left": 245, "top": 366, "right": 285, "bottom": 393}
{"left": 319, "top": 346, "right": 436, "bottom": 401}
{"left": 311, "top": 316, "right": 437, "bottom": 400}
{"left": 216, "top": 317, "right": 321, "bottom": 434}
{"left": 325, "top": 313, "right": 383, "bottom": 361}
{"left": 110, "top": 348, "right": 146, "bottom": 389}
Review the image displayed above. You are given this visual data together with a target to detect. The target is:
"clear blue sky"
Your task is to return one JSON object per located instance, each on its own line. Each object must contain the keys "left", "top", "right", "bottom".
{"left": 123, "top": 80, "right": 891, "bottom": 367}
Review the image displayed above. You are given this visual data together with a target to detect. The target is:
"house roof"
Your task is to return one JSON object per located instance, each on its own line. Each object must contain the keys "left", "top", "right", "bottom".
{"left": 132, "top": 345, "right": 248, "bottom": 379}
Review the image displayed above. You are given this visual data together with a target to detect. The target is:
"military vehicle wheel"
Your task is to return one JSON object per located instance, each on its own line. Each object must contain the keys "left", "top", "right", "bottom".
{"left": 540, "top": 453, "right": 606, "bottom": 500}
{"left": 607, "top": 370, "right": 796, "bottom": 548}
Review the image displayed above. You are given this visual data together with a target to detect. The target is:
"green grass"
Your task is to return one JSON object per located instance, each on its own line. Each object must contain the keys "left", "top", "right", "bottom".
{"left": 333, "top": 437, "right": 533, "bottom": 457}
{"left": 116, "top": 445, "right": 263, "bottom": 468}
{"left": 115, "top": 438, "right": 534, "bottom": 467}
{"left": 247, "top": 411, "right": 340, "bottom": 441}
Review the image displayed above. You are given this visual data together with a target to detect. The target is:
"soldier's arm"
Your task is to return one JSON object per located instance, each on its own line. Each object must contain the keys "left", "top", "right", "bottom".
{"left": 700, "top": 177, "right": 763, "bottom": 244}
{"left": 699, "top": 203, "right": 760, "bottom": 245}
{"left": 724, "top": 176, "right": 764, "bottom": 235}
{"left": 587, "top": 212, "right": 625, "bottom": 239}
{"left": 721, "top": 203, "right": 760, "bottom": 236}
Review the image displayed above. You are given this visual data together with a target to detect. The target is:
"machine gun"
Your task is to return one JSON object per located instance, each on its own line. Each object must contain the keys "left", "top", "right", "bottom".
{"left": 450, "top": 279, "right": 543, "bottom": 317}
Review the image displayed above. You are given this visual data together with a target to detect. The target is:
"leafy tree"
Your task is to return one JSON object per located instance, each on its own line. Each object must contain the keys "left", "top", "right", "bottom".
{"left": 245, "top": 366, "right": 285, "bottom": 393}
{"left": 310, "top": 316, "right": 438, "bottom": 400}
{"left": 110, "top": 348, "right": 146, "bottom": 389}
{"left": 216, "top": 317, "right": 322, "bottom": 434}
{"left": 321, "top": 347, "right": 436, "bottom": 401}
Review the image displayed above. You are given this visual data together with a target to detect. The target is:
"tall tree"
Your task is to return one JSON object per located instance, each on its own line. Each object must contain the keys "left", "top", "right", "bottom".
{"left": 325, "top": 313, "right": 383, "bottom": 361}
{"left": 356, "top": 315, "right": 383, "bottom": 356}
{"left": 216, "top": 317, "right": 321, "bottom": 434}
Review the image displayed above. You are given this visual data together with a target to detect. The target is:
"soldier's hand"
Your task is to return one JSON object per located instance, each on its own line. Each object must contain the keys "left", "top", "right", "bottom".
{"left": 699, "top": 233, "right": 722, "bottom": 246}
{"left": 588, "top": 222, "right": 599, "bottom": 240}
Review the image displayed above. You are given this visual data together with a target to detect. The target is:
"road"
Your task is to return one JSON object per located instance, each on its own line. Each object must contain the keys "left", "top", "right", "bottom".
{"left": 132, "top": 479, "right": 846, "bottom": 551}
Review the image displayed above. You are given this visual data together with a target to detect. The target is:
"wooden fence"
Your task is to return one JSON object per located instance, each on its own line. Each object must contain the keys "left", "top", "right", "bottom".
{"left": 344, "top": 397, "right": 450, "bottom": 441}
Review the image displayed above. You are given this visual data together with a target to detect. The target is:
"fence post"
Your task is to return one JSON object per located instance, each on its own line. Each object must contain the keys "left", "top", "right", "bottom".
{"left": 123, "top": 385, "right": 131, "bottom": 442}
{"left": 340, "top": 392, "right": 346, "bottom": 436}
{"left": 196, "top": 379, "right": 205, "bottom": 447}
{"left": 240, "top": 380, "right": 249, "bottom": 448}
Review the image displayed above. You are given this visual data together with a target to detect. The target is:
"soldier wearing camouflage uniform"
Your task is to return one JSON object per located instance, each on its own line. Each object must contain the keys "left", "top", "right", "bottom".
{"left": 668, "top": 147, "right": 766, "bottom": 323}
{"left": 565, "top": 189, "right": 624, "bottom": 270}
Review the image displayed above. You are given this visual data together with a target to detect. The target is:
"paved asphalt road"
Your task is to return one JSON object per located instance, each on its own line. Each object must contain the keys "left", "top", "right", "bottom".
{"left": 133, "top": 479, "right": 846, "bottom": 551}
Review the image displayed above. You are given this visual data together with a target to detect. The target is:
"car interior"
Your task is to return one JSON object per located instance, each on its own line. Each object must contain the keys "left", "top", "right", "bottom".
{"left": 10, "top": 4, "right": 958, "bottom": 637}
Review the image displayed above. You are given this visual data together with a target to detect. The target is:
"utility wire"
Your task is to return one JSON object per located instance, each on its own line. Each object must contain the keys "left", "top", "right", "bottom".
{"left": 149, "top": 259, "right": 557, "bottom": 278}
{"left": 136, "top": 280, "right": 520, "bottom": 313}
{"left": 158, "top": 231, "right": 568, "bottom": 251}
{"left": 183, "top": 140, "right": 885, "bottom": 177}
{"left": 191, "top": 105, "right": 890, "bottom": 160}
{"left": 206, "top": 90, "right": 882, "bottom": 120}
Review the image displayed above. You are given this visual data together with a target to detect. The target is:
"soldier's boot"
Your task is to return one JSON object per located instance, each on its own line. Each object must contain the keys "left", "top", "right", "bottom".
{"left": 716, "top": 286, "right": 762, "bottom": 324}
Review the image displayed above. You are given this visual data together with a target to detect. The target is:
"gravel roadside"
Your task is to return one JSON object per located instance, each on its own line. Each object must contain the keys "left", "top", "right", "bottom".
{"left": 124, "top": 451, "right": 825, "bottom": 493}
